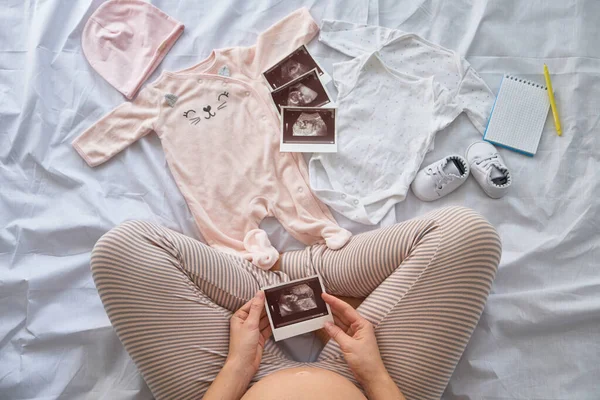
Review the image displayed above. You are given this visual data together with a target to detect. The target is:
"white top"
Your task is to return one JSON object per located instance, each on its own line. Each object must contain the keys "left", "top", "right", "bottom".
{"left": 308, "top": 20, "right": 496, "bottom": 225}
{"left": 318, "top": 19, "right": 495, "bottom": 133}
{"left": 309, "top": 52, "right": 461, "bottom": 225}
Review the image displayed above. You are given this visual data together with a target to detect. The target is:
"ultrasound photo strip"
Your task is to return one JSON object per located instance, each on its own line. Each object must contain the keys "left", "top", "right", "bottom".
{"left": 262, "top": 44, "right": 332, "bottom": 90}
{"left": 270, "top": 69, "right": 332, "bottom": 113}
{"left": 280, "top": 106, "right": 337, "bottom": 153}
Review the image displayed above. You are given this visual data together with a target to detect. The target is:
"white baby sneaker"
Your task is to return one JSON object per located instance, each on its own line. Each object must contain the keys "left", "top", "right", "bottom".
{"left": 411, "top": 155, "right": 470, "bottom": 201}
{"left": 465, "top": 141, "right": 512, "bottom": 198}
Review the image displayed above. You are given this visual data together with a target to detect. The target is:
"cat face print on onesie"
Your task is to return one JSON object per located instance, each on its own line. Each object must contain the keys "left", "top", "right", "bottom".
{"left": 183, "top": 91, "right": 229, "bottom": 125}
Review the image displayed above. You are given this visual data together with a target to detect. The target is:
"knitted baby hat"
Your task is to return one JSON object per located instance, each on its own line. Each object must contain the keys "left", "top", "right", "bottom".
{"left": 82, "top": 0, "right": 184, "bottom": 99}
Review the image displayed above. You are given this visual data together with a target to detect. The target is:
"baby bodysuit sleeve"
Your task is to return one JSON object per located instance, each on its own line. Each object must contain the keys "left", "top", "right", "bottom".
{"left": 456, "top": 58, "right": 496, "bottom": 134}
{"left": 254, "top": 7, "right": 320, "bottom": 73}
{"left": 432, "top": 80, "right": 463, "bottom": 132}
{"left": 72, "top": 86, "right": 161, "bottom": 167}
{"left": 319, "top": 19, "right": 394, "bottom": 57}
{"left": 331, "top": 56, "right": 362, "bottom": 99}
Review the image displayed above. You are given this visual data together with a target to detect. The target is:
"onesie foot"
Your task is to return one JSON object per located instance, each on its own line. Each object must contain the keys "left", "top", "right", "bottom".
{"left": 243, "top": 229, "right": 280, "bottom": 270}
{"left": 321, "top": 226, "right": 352, "bottom": 250}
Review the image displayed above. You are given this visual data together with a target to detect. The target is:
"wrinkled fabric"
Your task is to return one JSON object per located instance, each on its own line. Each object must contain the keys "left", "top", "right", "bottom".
{"left": 1, "top": 0, "right": 599, "bottom": 399}
{"left": 73, "top": 8, "right": 351, "bottom": 270}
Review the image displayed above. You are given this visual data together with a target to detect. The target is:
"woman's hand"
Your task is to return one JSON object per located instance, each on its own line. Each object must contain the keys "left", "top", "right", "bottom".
{"left": 322, "top": 293, "right": 386, "bottom": 383}
{"left": 205, "top": 291, "right": 272, "bottom": 400}
{"left": 322, "top": 293, "right": 405, "bottom": 400}
{"left": 225, "top": 291, "right": 272, "bottom": 380}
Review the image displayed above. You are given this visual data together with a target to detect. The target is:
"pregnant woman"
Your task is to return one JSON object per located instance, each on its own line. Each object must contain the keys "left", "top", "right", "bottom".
{"left": 91, "top": 207, "right": 501, "bottom": 400}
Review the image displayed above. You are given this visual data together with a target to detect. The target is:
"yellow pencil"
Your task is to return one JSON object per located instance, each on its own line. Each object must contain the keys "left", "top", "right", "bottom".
{"left": 543, "top": 64, "right": 562, "bottom": 136}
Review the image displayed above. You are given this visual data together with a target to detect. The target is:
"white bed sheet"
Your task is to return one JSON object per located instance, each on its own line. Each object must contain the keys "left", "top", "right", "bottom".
{"left": 1, "top": 0, "right": 599, "bottom": 399}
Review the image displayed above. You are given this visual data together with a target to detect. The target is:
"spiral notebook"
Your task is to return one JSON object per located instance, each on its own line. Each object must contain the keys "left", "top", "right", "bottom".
{"left": 483, "top": 75, "right": 550, "bottom": 156}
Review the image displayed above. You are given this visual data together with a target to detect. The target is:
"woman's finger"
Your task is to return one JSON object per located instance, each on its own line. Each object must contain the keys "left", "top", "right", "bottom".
{"left": 331, "top": 307, "right": 351, "bottom": 327}
{"left": 333, "top": 314, "right": 349, "bottom": 333}
{"left": 246, "top": 291, "right": 265, "bottom": 329}
{"left": 323, "top": 321, "right": 352, "bottom": 348}
{"left": 235, "top": 309, "right": 249, "bottom": 321}
{"left": 322, "top": 293, "right": 363, "bottom": 325}
{"left": 259, "top": 315, "right": 270, "bottom": 331}
{"left": 260, "top": 324, "right": 272, "bottom": 341}
{"left": 233, "top": 297, "right": 256, "bottom": 319}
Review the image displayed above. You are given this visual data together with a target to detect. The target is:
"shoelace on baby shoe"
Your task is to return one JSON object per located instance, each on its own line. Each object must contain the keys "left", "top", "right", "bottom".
{"left": 427, "top": 163, "right": 454, "bottom": 190}
{"left": 476, "top": 154, "right": 504, "bottom": 174}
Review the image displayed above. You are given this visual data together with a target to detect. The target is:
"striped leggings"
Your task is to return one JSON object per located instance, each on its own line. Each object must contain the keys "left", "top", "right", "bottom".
{"left": 91, "top": 206, "right": 501, "bottom": 400}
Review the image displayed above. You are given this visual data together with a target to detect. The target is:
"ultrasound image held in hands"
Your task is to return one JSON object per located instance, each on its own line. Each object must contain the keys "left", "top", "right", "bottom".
{"left": 278, "top": 284, "right": 318, "bottom": 317}
{"left": 264, "top": 276, "right": 330, "bottom": 332}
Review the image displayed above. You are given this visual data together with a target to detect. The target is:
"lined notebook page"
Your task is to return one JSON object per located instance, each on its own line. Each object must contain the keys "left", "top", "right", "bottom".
{"left": 484, "top": 75, "right": 550, "bottom": 156}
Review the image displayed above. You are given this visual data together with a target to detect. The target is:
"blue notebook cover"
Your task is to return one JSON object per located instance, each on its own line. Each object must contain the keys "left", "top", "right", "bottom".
{"left": 483, "top": 75, "right": 550, "bottom": 157}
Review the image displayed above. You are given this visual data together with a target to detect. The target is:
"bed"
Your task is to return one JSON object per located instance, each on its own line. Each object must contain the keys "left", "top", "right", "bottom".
{"left": 1, "top": 0, "right": 599, "bottom": 398}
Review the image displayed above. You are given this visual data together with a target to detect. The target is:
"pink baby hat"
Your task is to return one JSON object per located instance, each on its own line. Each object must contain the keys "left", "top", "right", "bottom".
{"left": 82, "top": 0, "right": 184, "bottom": 99}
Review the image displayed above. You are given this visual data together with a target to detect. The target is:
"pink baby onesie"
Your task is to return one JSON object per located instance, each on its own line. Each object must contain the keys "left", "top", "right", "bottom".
{"left": 73, "top": 8, "right": 351, "bottom": 270}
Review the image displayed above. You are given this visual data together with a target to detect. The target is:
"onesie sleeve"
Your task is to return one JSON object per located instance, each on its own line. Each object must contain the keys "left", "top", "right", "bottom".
{"left": 319, "top": 19, "right": 394, "bottom": 57}
{"left": 72, "top": 86, "right": 160, "bottom": 167}
{"left": 455, "top": 58, "right": 496, "bottom": 134}
{"left": 432, "top": 80, "right": 462, "bottom": 132}
{"left": 331, "top": 57, "right": 362, "bottom": 99}
{"left": 254, "top": 7, "right": 319, "bottom": 73}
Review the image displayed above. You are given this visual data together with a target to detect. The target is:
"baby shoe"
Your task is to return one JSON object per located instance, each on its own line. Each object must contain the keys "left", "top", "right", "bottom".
{"left": 465, "top": 141, "right": 512, "bottom": 198}
{"left": 411, "top": 155, "right": 470, "bottom": 201}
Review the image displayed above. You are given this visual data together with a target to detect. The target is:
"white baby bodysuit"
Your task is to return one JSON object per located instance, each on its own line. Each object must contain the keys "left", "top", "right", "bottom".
{"left": 309, "top": 52, "right": 461, "bottom": 225}
{"left": 318, "top": 20, "right": 495, "bottom": 133}
{"left": 308, "top": 20, "right": 496, "bottom": 225}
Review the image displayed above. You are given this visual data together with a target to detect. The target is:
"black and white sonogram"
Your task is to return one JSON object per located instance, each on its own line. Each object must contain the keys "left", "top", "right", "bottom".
{"left": 263, "top": 45, "right": 328, "bottom": 90}
{"left": 263, "top": 276, "right": 330, "bottom": 331}
{"left": 281, "top": 107, "right": 336, "bottom": 144}
{"left": 292, "top": 112, "right": 327, "bottom": 137}
{"left": 270, "top": 69, "right": 331, "bottom": 113}
{"left": 278, "top": 283, "right": 318, "bottom": 317}
{"left": 280, "top": 59, "right": 311, "bottom": 82}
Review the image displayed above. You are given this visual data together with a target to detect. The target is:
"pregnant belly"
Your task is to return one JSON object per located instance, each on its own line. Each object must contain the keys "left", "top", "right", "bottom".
{"left": 241, "top": 367, "right": 366, "bottom": 400}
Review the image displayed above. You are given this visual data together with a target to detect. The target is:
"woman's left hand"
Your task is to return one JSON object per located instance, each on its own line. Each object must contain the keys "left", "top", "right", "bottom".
{"left": 226, "top": 291, "right": 272, "bottom": 379}
{"left": 205, "top": 291, "right": 272, "bottom": 400}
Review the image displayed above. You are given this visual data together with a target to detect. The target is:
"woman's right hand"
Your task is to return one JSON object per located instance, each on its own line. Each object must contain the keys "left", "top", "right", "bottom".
{"left": 321, "top": 293, "right": 386, "bottom": 383}
{"left": 322, "top": 293, "right": 405, "bottom": 400}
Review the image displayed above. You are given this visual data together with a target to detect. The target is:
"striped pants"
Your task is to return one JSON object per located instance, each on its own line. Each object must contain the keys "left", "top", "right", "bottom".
{"left": 91, "top": 206, "right": 501, "bottom": 400}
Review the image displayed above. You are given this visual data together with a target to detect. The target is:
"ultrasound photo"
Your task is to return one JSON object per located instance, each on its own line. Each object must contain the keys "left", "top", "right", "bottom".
{"left": 264, "top": 277, "right": 329, "bottom": 329}
{"left": 281, "top": 107, "right": 336, "bottom": 144}
{"left": 292, "top": 112, "right": 328, "bottom": 137}
{"left": 263, "top": 45, "right": 327, "bottom": 89}
{"left": 280, "top": 59, "right": 311, "bottom": 82}
{"left": 270, "top": 69, "right": 331, "bottom": 113}
{"left": 278, "top": 284, "right": 318, "bottom": 317}
{"left": 288, "top": 84, "right": 318, "bottom": 106}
